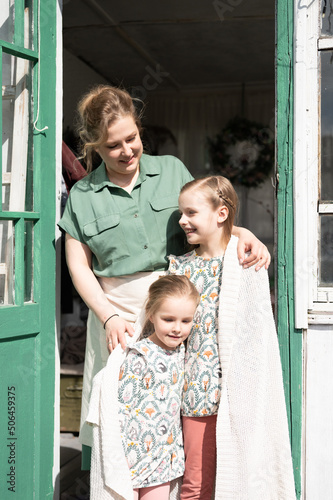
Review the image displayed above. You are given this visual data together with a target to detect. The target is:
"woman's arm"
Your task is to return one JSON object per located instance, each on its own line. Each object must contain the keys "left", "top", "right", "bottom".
{"left": 65, "top": 233, "right": 134, "bottom": 351}
{"left": 232, "top": 226, "right": 271, "bottom": 271}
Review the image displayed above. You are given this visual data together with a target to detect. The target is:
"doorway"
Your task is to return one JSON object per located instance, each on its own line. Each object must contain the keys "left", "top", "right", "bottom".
{"left": 60, "top": 1, "right": 277, "bottom": 497}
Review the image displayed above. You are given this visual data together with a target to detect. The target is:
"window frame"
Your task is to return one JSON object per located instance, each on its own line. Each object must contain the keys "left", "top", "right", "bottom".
{"left": 294, "top": 0, "right": 333, "bottom": 327}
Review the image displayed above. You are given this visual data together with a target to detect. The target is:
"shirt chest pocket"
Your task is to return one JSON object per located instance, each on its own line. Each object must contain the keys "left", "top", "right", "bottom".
{"left": 83, "top": 213, "right": 130, "bottom": 264}
{"left": 149, "top": 195, "right": 180, "bottom": 243}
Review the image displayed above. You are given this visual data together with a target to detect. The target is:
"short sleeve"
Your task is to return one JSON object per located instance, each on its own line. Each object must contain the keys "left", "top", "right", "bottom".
{"left": 118, "top": 349, "right": 147, "bottom": 408}
{"left": 58, "top": 191, "right": 85, "bottom": 243}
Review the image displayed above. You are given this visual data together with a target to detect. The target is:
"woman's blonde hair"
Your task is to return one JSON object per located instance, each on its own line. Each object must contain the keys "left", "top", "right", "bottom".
{"left": 76, "top": 85, "right": 143, "bottom": 172}
{"left": 142, "top": 275, "right": 200, "bottom": 335}
{"left": 180, "top": 175, "right": 238, "bottom": 245}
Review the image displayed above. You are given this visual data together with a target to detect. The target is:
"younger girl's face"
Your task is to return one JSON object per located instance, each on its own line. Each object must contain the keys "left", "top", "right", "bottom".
{"left": 149, "top": 296, "right": 197, "bottom": 350}
{"left": 96, "top": 115, "right": 143, "bottom": 183}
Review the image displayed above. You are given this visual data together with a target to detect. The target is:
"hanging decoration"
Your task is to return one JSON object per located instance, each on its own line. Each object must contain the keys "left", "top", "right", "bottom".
{"left": 207, "top": 117, "right": 274, "bottom": 188}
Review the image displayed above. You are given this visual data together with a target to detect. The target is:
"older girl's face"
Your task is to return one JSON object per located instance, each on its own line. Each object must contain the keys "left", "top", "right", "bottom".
{"left": 178, "top": 189, "right": 228, "bottom": 255}
{"left": 96, "top": 115, "right": 143, "bottom": 182}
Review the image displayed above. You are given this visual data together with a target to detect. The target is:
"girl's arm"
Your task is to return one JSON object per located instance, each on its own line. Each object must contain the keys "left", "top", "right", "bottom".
{"left": 232, "top": 226, "right": 271, "bottom": 271}
{"left": 65, "top": 233, "right": 134, "bottom": 351}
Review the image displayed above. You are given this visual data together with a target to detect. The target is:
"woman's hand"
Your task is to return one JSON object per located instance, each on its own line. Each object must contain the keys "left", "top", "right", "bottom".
{"left": 105, "top": 315, "right": 134, "bottom": 353}
{"left": 65, "top": 234, "right": 135, "bottom": 351}
{"left": 233, "top": 227, "right": 271, "bottom": 271}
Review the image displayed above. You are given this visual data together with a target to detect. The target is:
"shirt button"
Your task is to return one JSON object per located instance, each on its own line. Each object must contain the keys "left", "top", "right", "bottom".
{"left": 134, "top": 214, "right": 138, "bottom": 218}
{"left": 144, "top": 245, "right": 148, "bottom": 249}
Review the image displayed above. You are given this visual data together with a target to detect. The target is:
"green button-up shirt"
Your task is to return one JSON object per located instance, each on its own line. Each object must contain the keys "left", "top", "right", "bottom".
{"left": 58, "top": 154, "right": 193, "bottom": 277}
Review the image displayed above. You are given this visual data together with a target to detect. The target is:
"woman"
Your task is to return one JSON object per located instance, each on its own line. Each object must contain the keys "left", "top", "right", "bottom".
{"left": 58, "top": 85, "right": 270, "bottom": 466}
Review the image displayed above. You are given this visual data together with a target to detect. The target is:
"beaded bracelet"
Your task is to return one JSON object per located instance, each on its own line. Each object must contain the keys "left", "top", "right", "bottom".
{"left": 103, "top": 313, "right": 119, "bottom": 329}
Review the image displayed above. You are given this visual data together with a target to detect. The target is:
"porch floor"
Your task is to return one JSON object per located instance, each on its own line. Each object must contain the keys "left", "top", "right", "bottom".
{"left": 60, "top": 433, "right": 90, "bottom": 499}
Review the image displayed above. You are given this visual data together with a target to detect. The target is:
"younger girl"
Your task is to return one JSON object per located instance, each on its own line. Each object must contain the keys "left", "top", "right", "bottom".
{"left": 169, "top": 176, "right": 296, "bottom": 500}
{"left": 87, "top": 275, "right": 200, "bottom": 500}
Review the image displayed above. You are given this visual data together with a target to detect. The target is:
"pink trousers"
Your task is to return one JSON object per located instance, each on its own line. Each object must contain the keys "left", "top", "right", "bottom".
{"left": 133, "top": 482, "right": 170, "bottom": 500}
{"left": 180, "top": 415, "right": 217, "bottom": 500}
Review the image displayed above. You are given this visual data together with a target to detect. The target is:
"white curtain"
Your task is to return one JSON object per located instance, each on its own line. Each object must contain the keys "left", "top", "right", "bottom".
{"left": 144, "top": 85, "right": 276, "bottom": 271}
{"left": 144, "top": 85, "right": 274, "bottom": 176}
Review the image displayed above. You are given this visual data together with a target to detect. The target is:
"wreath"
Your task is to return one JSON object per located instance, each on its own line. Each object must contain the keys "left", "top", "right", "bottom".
{"left": 207, "top": 117, "right": 274, "bottom": 188}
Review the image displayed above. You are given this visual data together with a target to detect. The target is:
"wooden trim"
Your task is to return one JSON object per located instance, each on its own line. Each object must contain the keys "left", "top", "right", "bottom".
{"left": 14, "top": 218, "right": 24, "bottom": 306}
{"left": 276, "top": 0, "right": 302, "bottom": 497}
{"left": 0, "top": 303, "right": 40, "bottom": 336}
{"left": 318, "top": 38, "right": 333, "bottom": 49}
{"left": 14, "top": 0, "right": 24, "bottom": 47}
{"left": 318, "top": 203, "right": 333, "bottom": 213}
{"left": 33, "top": 0, "right": 57, "bottom": 495}
{"left": 2, "top": 85, "right": 15, "bottom": 99}
{"left": 0, "top": 40, "right": 38, "bottom": 61}
{"left": 293, "top": 0, "right": 319, "bottom": 328}
{"left": 0, "top": 212, "right": 40, "bottom": 219}
{"left": 308, "top": 313, "right": 333, "bottom": 323}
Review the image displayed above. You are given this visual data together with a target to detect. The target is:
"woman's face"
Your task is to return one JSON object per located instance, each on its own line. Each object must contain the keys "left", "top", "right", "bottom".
{"left": 96, "top": 115, "right": 143, "bottom": 182}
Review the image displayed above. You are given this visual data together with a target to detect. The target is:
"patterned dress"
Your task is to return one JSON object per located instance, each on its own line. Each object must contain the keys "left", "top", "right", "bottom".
{"left": 118, "top": 338, "right": 185, "bottom": 488}
{"left": 169, "top": 251, "right": 223, "bottom": 416}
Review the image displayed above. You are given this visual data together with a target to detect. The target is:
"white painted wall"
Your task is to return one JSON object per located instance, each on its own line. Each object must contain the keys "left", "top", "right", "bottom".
{"left": 305, "top": 325, "right": 333, "bottom": 499}
{"left": 293, "top": 3, "right": 333, "bottom": 497}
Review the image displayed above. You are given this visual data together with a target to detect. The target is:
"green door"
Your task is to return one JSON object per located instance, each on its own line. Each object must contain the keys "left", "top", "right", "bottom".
{"left": 276, "top": 0, "right": 302, "bottom": 498}
{"left": 0, "top": 1, "right": 57, "bottom": 498}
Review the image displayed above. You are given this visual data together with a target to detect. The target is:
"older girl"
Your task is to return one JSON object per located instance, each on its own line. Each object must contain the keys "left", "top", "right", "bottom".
{"left": 168, "top": 176, "right": 296, "bottom": 500}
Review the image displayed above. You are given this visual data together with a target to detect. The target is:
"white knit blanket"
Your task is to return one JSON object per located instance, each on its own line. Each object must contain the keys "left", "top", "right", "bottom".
{"left": 87, "top": 236, "right": 296, "bottom": 500}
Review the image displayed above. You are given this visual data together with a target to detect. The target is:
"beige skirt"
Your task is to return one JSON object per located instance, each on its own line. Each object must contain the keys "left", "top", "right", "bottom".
{"left": 79, "top": 271, "right": 164, "bottom": 446}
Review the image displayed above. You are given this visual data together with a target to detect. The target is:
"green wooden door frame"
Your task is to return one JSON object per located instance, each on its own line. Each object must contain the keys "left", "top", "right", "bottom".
{"left": 34, "top": 1, "right": 57, "bottom": 496}
{"left": 0, "top": 1, "right": 57, "bottom": 498}
{"left": 276, "top": 0, "right": 302, "bottom": 498}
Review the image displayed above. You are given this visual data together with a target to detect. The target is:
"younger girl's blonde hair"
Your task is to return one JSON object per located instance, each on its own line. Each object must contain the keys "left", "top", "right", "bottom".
{"left": 76, "top": 85, "right": 143, "bottom": 172}
{"left": 180, "top": 175, "right": 238, "bottom": 246}
{"left": 142, "top": 275, "right": 200, "bottom": 335}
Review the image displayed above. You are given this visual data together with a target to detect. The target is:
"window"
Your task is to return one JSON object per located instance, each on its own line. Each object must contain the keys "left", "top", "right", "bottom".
{"left": 294, "top": 0, "right": 333, "bottom": 326}
{"left": 1, "top": 0, "right": 38, "bottom": 305}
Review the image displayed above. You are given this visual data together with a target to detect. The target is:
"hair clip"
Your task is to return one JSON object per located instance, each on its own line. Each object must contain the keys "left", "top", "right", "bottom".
{"left": 217, "top": 189, "right": 234, "bottom": 209}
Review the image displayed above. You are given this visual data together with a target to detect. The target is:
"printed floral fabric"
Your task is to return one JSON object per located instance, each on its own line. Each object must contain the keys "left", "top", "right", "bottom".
{"left": 118, "top": 338, "right": 185, "bottom": 488}
{"left": 169, "top": 251, "right": 223, "bottom": 416}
